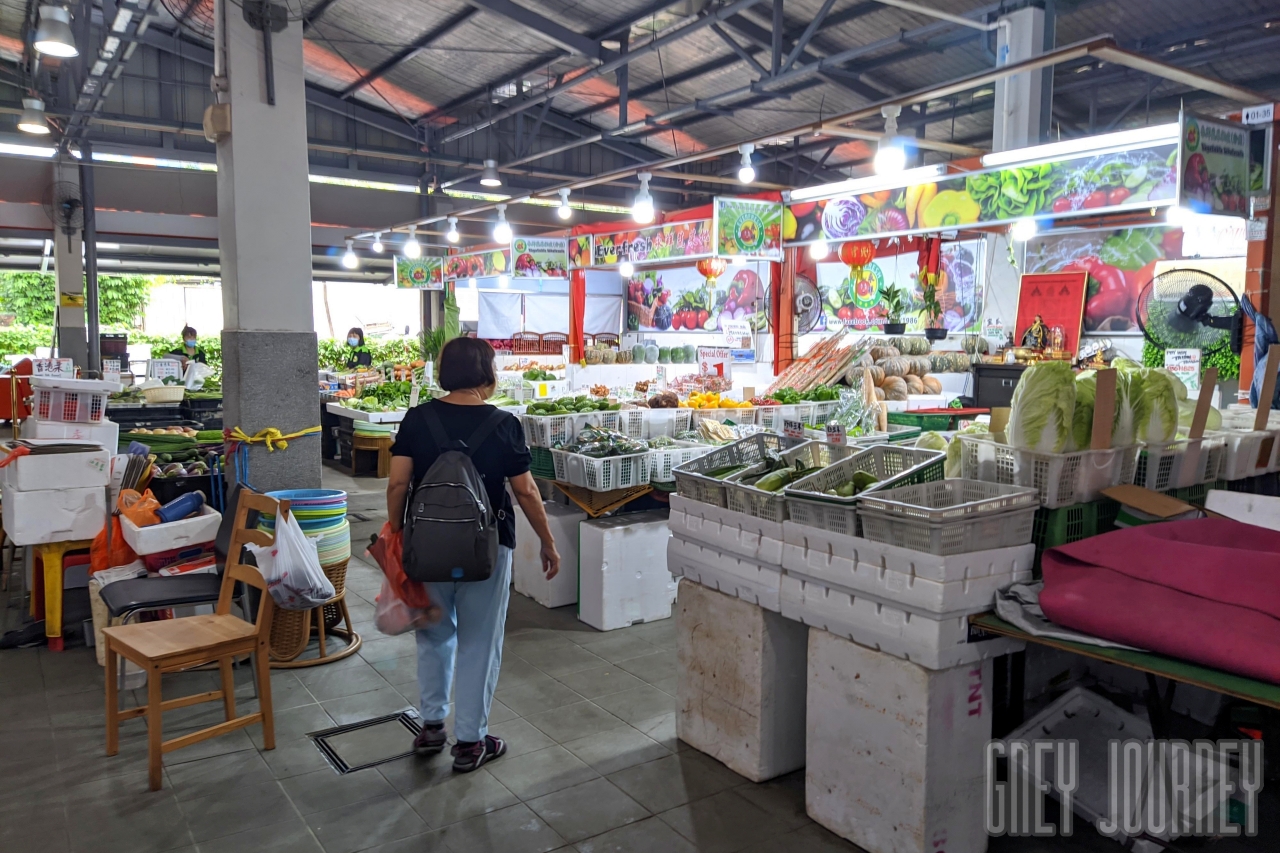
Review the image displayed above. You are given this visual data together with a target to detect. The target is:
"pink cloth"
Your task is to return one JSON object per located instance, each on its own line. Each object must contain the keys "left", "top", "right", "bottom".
{"left": 1040, "top": 518, "right": 1280, "bottom": 683}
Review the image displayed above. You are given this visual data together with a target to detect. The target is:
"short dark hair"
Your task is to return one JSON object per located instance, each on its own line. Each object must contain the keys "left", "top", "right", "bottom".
{"left": 438, "top": 336, "right": 496, "bottom": 392}
{"left": 181, "top": 326, "right": 197, "bottom": 338}
{"left": 346, "top": 327, "right": 365, "bottom": 345}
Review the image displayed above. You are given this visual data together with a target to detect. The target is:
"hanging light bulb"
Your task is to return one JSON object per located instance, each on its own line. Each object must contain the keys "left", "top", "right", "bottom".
{"left": 480, "top": 159, "right": 502, "bottom": 187}
{"left": 498, "top": 274, "right": 510, "bottom": 289}
{"left": 403, "top": 225, "right": 421, "bottom": 258}
{"left": 445, "top": 217, "right": 460, "bottom": 243}
{"left": 618, "top": 260, "right": 635, "bottom": 278}
{"left": 492, "top": 204, "right": 513, "bottom": 244}
{"left": 342, "top": 239, "right": 359, "bottom": 270}
{"left": 873, "top": 105, "right": 908, "bottom": 176}
{"left": 17, "top": 98, "right": 51, "bottom": 135}
{"left": 34, "top": 6, "right": 78, "bottom": 58}
{"left": 809, "top": 239, "right": 830, "bottom": 260}
{"left": 1010, "top": 218, "right": 1038, "bottom": 242}
{"left": 632, "top": 172, "right": 654, "bottom": 224}
{"left": 371, "top": 232, "right": 384, "bottom": 253}
{"left": 736, "top": 143, "right": 756, "bottom": 184}
{"left": 557, "top": 188, "right": 573, "bottom": 220}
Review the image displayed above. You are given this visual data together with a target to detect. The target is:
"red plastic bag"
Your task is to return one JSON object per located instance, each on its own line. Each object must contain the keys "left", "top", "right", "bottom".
{"left": 367, "top": 522, "right": 435, "bottom": 610}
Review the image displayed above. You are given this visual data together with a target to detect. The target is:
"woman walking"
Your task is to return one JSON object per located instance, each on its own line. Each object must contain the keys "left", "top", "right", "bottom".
{"left": 386, "top": 337, "right": 560, "bottom": 772}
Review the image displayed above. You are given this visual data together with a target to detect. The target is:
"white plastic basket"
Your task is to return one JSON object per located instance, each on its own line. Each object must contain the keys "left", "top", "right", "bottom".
{"left": 643, "top": 408, "right": 693, "bottom": 439}
{"left": 672, "top": 433, "right": 810, "bottom": 507}
{"left": 522, "top": 410, "right": 621, "bottom": 448}
{"left": 809, "top": 400, "right": 840, "bottom": 426}
{"left": 692, "top": 408, "right": 757, "bottom": 427}
{"left": 1134, "top": 437, "right": 1225, "bottom": 491}
{"left": 613, "top": 408, "right": 648, "bottom": 439}
{"left": 649, "top": 441, "right": 714, "bottom": 482}
{"left": 31, "top": 377, "right": 116, "bottom": 424}
{"left": 1205, "top": 428, "right": 1277, "bottom": 480}
{"left": 784, "top": 444, "right": 947, "bottom": 535}
{"left": 855, "top": 480, "right": 1038, "bottom": 556}
{"left": 957, "top": 433, "right": 1138, "bottom": 509}
{"left": 755, "top": 403, "right": 814, "bottom": 432}
{"left": 552, "top": 449, "right": 650, "bottom": 492}
{"left": 722, "top": 441, "right": 857, "bottom": 522}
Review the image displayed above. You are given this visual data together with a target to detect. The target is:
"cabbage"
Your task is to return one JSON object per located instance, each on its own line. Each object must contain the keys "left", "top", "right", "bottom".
{"left": 916, "top": 431, "right": 949, "bottom": 452}
{"left": 1113, "top": 368, "right": 1142, "bottom": 446}
{"left": 1007, "top": 361, "right": 1076, "bottom": 453}
{"left": 1177, "top": 400, "right": 1222, "bottom": 431}
{"left": 1112, "top": 357, "right": 1143, "bottom": 371}
{"left": 1072, "top": 369, "right": 1123, "bottom": 450}
{"left": 1154, "top": 368, "right": 1188, "bottom": 402}
{"left": 1134, "top": 368, "right": 1179, "bottom": 443}
{"left": 945, "top": 422, "right": 988, "bottom": 478}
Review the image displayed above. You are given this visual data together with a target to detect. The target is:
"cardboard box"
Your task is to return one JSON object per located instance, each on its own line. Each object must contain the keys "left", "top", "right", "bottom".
{"left": 513, "top": 500, "right": 584, "bottom": 608}
{"left": 0, "top": 441, "right": 111, "bottom": 492}
{"left": 578, "top": 511, "right": 675, "bottom": 631}
{"left": 2, "top": 484, "right": 107, "bottom": 546}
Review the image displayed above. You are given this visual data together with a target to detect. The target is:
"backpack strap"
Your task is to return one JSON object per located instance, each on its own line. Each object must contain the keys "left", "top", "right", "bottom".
{"left": 419, "top": 403, "right": 453, "bottom": 451}
{"left": 462, "top": 409, "right": 507, "bottom": 458}
{"left": 420, "top": 404, "right": 505, "bottom": 458}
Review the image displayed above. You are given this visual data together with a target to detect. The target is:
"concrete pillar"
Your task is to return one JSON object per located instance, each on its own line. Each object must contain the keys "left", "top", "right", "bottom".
{"left": 216, "top": 4, "right": 321, "bottom": 492}
{"left": 52, "top": 162, "right": 87, "bottom": 367}
{"left": 991, "top": 6, "right": 1048, "bottom": 153}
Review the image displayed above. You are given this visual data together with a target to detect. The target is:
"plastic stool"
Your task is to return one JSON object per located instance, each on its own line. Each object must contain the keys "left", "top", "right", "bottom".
{"left": 29, "top": 539, "right": 94, "bottom": 651}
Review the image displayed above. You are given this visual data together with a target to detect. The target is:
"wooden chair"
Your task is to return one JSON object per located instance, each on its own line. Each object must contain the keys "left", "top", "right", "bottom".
{"left": 103, "top": 491, "right": 283, "bottom": 791}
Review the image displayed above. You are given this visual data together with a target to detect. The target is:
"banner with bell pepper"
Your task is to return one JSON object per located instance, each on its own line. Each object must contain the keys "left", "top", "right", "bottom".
{"left": 784, "top": 140, "right": 1179, "bottom": 244}
{"left": 443, "top": 248, "right": 511, "bottom": 282}
{"left": 584, "top": 220, "right": 713, "bottom": 268}
{"left": 625, "top": 262, "right": 769, "bottom": 333}
{"left": 1024, "top": 224, "right": 1184, "bottom": 334}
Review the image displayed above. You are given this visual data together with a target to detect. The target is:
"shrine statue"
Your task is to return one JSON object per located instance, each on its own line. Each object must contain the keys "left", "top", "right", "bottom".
{"left": 1021, "top": 314, "right": 1049, "bottom": 350}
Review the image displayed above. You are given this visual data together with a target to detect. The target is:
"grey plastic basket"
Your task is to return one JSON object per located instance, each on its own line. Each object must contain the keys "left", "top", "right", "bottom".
{"left": 672, "top": 433, "right": 810, "bottom": 507}
{"left": 856, "top": 479, "right": 1039, "bottom": 521}
{"left": 722, "top": 441, "right": 858, "bottom": 522}
{"left": 783, "top": 445, "right": 945, "bottom": 536}
{"left": 855, "top": 479, "right": 1039, "bottom": 556}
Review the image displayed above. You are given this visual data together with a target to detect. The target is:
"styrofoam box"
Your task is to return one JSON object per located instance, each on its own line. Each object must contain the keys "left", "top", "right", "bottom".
{"left": 782, "top": 520, "right": 1035, "bottom": 585}
{"left": 0, "top": 440, "right": 111, "bottom": 491}
{"left": 578, "top": 511, "right": 676, "bottom": 631}
{"left": 120, "top": 504, "right": 221, "bottom": 556}
{"left": 667, "top": 536, "right": 781, "bottom": 612}
{"left": 807, "top": 629, "right": 993, "bottom": 853}
{"left": 2, "top": 484, "right": 107, "bottom": 546}
{"left": 676, "top": 579, "right": 807, "bottom": 782}
{"left": 24, "top": 417, "right": 120, "bottom": 448}
{"left": 513, "top": 499, "right": 584, "bottom": 609}
{"left": 780, "top": 573, "right": 1024, "bottom": 670}
{"left": 667, "top": 494, "right": 784, "bottom": 565}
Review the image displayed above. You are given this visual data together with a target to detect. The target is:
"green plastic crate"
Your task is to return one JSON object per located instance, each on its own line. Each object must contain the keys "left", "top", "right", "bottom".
{"left": 1031, "top": 499, "right": 1119, "bottom": 577}
{"left": 886, "top": 423, "right": 922, "bottom": 444}
{"left": 530, "top": 446, "right": 556, "bottom": 480}
{"left": 887, "top": 411, "right": 953, "bottom": 431}
{"left": 1162, "top": 480, "right": 1225, "bottom": 507}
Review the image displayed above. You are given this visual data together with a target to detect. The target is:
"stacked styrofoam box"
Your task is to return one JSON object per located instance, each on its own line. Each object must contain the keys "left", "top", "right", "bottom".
{"left": 675, "top": 580, "right": 808, "bottom": 782}
{"left": 24, "top": 417, "right": 120, "bottom": 449}
{"left": 513, "top": 500, "right": 584, "bottom": 608}
{"left": 667, "top": 494, "right": 784, "bottom": 611}
{"left": 807, "top": 630, "right": 994, "bottom": 853}
{"left": 578, "top": 511, "right": 676, "bottom": 631}
{"left": 780, "top": 520, "right": 1029, "bottom": 670}
{"left": 1, "top": 441, "right": 113, "bottom": 546}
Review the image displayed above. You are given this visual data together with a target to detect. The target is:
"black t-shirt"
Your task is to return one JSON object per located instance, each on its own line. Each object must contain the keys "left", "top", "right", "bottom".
{"left": 390, "top": 399, "right": 531, "bottom": 548}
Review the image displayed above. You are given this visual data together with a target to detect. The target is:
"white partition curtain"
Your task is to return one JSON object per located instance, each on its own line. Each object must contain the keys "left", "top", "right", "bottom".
{"left": 476, "top": 291, "right": 523, "bottom": 339}
{"left": 584, "top": 295, "right": 623, "bottom": 335}
{"left": 523, "top": 293, "right": 571, "bottom": 334}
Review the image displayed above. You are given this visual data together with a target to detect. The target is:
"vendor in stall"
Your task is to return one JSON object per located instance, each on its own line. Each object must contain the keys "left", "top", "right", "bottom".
{"left": 345, "top": 327, "right": 374, "bottom": 370}
{"left": 166, "top": 326, "right": 208, "bottom": 366}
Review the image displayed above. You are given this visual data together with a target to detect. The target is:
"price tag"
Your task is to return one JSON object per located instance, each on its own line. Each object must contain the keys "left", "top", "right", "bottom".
{"left": 409, "top": 378, "right": 422, "bottom": 408}
{"left": 1164, "top": 348, "right": 1202, "bottom": 395}
{"left": 102, "top": 358, "right": 121, "bottom": 383}
{"left": 783, "top": 419, "right": 805, "bottom": 439}
{"left": 149, "top": 359, "right": 183, "bottom": 380}
{"left": 697, "top": 346, "right": 732, "bottom": 379}
{"left": 32, "top": 358, "right": 74, "bottom": 378}
{"left": 825, "top": 423, "right": 847, "bottom": 445}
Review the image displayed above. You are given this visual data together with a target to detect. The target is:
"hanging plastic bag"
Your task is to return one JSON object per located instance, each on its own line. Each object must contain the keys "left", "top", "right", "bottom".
{"left": 374, "top": 577, "right": 438, "bottom": 635}
{"left": 247, "top": 510, "right": 334, "bottom": 610}
{"left": 367, "top": 522, "right": 434, "bottom": 610}
{"left": 90, "top": 516, "right": 137, "bottom": 575}
{"left": 119, "top": 489, "right": 163, "bottom": 528}
{"left": 184, "top": 361, "right": 214, "bottom": 391}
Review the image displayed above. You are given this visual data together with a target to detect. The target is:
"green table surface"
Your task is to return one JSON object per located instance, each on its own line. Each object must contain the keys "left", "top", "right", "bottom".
{"left": 970, "top": 613, "right": 1280, "bottom": 711}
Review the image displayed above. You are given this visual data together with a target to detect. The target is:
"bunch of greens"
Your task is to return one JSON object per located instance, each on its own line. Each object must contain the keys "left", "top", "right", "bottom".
{"left": 522, "top": 368, "right": 556, "bottom": 381}
{"left": 771, "top": 388, "right": 803, "bottom": 405}
{"left": 560, "top": 426, "right": 648, "bottom": 458}
{"left": 801, "top": 386, "right": 840, "bottom": 402}
{"left": 966, "top": 163, "right": 1056, "bottom": 219}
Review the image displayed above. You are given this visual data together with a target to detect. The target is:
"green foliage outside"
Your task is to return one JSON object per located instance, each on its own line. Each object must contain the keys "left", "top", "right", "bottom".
{"left": 1141, "top": 339, "right": 1240, "bottom": 381}
{"left": 0, "top": 272, "right": 150, "bottom": 327}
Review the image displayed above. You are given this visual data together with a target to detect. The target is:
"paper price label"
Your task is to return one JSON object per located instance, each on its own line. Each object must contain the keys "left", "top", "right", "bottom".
{"left": 150, "top": 359, "right": 183, "bottom": 380}
{"left": 783, "top": 419, "right": 805, "bottom": 439}
{"left": 697, "top": 346, "right": 732, "bottom": 379}
{"left": 409, "top": 379, "right": 422, "bottom": 409}
{"left": 1164, "top": 348, "right": 1202, "bottom": 395}
{"left": 825, "top": 423, "right": 846, "bottom": 445}
{"left": 32, "top": 358, "right": 74, "bottom": 378}
{"left": 102, "top": 358, "right": 121, "bottom": 383}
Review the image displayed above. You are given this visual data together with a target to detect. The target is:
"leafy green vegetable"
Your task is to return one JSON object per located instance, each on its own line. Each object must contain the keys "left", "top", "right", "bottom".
{"left": 946, "top": 423, "right": 987, "bottom": 478}
{"left": 1099, "top": 228, "right": 1163, "bottom": 270}
{"left": 1006, "top": 361, "right": 1076, "bottom": 453}
{"left": 1135, "top": 367, "right": 1179, "bottom": 443}
{"left": 915, "top": 432, "right": 948, "bottom": 453}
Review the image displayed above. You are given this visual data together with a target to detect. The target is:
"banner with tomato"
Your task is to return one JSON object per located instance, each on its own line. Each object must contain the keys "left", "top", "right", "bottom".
{"left": 713, "top": 197, "right": 783, "bottom": 259}
{"left": 396, "top": 256, "right": 443, "bottom": 289}
{"left": 443, "top": 249, "right": 511, "bottom": 282}
{"left": 512, "top": 237, "right": 568, "bottom": 278}
{"left": 1179, "top": 114, "right": 1250, "bottom": 217}
{"left": 569, "top": 235, "right": 592, "bottom": 268}
{"left": 1024, "top": 225, "right": 1183, "bottom": 334}
{"left": 592, "top": 220, "right": 713, "bottom": 266}
{"left": 783, "top": 139, "right": 1178, "bottom": 244}
{"left": 625, "top": 262, "right": 769, "bottom": 333}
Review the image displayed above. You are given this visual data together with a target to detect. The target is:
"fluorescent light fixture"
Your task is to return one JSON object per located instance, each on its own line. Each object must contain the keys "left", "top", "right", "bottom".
{"left": 96, "top": 243, "right": 120, "bottom": 250}
{"left": 308, "top": 174, "right": 418, "bottom": 193}
{"left": 618, "top": 260, "right": 635, "bottom": 277}
{"left": 403, "top": 225, "right": 421, "bottom": 258}
{"left": 111, "top": 8, "right": 131, "bottom": 32}
{"left": 34, "top": 6, "right": 78, "bottom": 58}
{"left": 18, "top": 99, "right": 51, "bottom": 135}
{"left": 101, "top": 35, "right": 121, "bottom": 57}
{"left": 493, "top": 204, "right": 513, "bottom": 244}
{"left": 371, "top": 232, "right": 384, "bottom": 253}
{"left": 0, "top": 141, "right": 57, "bottom": 157}
{"left": 789, "top": 164, "right": 946, "bottom": 202}
{"left": 480, "top": 159, "right": 502, "bottom": 187}
{"left": 91, "top": 151, "right": 216, "bottom": 171}
{"left": 982, "top": 123, "right": 1180, "bottom": 168}
{"left": 342, "top": 239, "right": 359, "bottom": 269}
{"left": 808, "top": 239, "right": 830, "bottom": 260}
{"left": 1010, "top": 218, "right": 1038, "bottom": 242}
{"left": 632, "top": 172, "right": 654, "bottom": 224}
{"left": 737, "top": 143, "right": 756, "bottom": 184}
{"left": 445, "top": 217, "right": 460, "bottom": 243}
{"left": 557, "top": 188, "right": 572, "bottom": 220}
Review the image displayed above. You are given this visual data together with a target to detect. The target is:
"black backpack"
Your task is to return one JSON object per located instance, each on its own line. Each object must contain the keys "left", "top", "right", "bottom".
{"left": 402, "top": 406, "right": 505, "bottom": 584}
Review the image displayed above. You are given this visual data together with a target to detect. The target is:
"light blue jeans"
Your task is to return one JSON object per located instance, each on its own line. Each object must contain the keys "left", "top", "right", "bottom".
{"left": 415, "top": 545, "right": 512, "bottom": 743}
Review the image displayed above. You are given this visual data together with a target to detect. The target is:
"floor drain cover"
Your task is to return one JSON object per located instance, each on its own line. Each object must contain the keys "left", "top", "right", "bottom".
{"left": 310, "top": 709, "right": 421, "bottom": 774}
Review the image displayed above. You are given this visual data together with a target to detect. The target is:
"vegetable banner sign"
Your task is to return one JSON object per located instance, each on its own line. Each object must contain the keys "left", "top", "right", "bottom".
{"left": 626, "top": 262, "right": 769, "bottom": 333}
{"left": 396, "top": 257, "right": 443, "bottom": 290}
{"left": 512, "top": 237, "right": 568, "bottom": 278}
{"left": 784, "top": 139, "right": 1178, "bottom": 244}
{"left": 443, "top": 248, "right": 511, "bottom": 282}
{"left": 1025, "top": 225, "right": 1183, "bottom": 335}
{"left": 586, "top": 220, "right": 713, "bottom": 267}
{"left": 813, "top": 240, "right": 984, "bottom": 332}
{"left": 1014, "top": 272, "right": 1088, "bottom": 358}
{"left": 1178, "top": 114, "right": 1250, "bottom": 217}
{"left": 713, "top": 197, "right": 783, "bottom": 259}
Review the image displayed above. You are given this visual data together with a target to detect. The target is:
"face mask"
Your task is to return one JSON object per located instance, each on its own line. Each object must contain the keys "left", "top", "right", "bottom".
{"left": 184, "top": 339, "right": 197, "bottom": 348}
{"left": 348, "top": 338, "right": 360, "bottom": 347}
